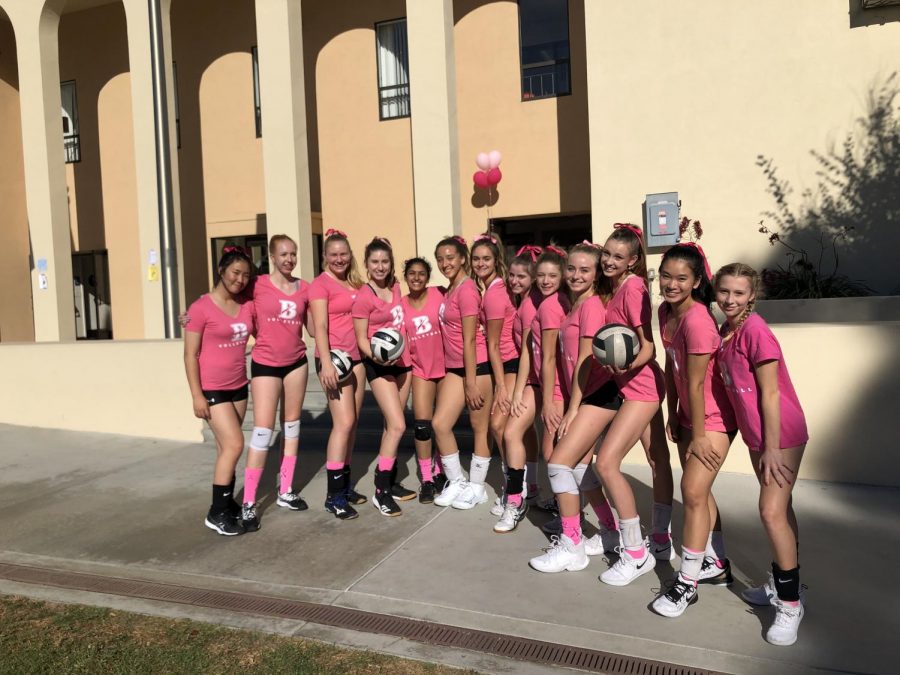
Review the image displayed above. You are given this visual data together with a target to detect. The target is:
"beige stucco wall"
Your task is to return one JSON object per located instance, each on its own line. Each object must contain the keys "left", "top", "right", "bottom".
{"left": 0, "top": 17, "right": 34, "bottom": 342}
{"left": 586, "top": 0, "right": 900, "bottom": 294}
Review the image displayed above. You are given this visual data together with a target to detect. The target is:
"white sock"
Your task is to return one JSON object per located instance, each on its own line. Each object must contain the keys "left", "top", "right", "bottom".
{"left": 652, "top": 502, "right": 673, "bottom": 535}
{"left": 469, "top": 455, "right": 491, "bottom": 485}
{"left": 442, "top": 453, "right": 464, "bottom": 482}
{"left": 680, "top": 547, "right": 704, "bottom": 582}
{"left": 706, "top": 530, "right": 726, "bottom": 560}
{"left": 619, "top": 516, "right": 643, "bottom": 550}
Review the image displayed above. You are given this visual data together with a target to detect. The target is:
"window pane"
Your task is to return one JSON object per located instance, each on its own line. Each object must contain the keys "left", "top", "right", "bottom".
{"left": 518, "top": 0, "right": 570, "bottom": 98}
{"left": 376, "top": 19, "right": 410, "bottom": 119}
{"left": 61, "top": 80, "right": 81, "bottom": 163}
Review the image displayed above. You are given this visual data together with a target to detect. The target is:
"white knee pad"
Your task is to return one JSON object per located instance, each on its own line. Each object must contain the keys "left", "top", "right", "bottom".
{"left": 250, "top": 427, "right": 273, "bottom": 452}
{"left": 579, "top": 462, "right": 601, "bottom": 491}
{"left": 548, "top": 463, "right": 579, "bottom": 496}
{"left": 283, "top": 420, "right": 300, "bottom": 439}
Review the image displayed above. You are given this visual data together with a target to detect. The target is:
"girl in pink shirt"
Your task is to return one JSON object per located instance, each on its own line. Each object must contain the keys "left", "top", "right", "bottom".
{"left": 309, "top": 229, "right": 367, "bottom": 520}
{"left": 529, "top": 243, "right": 622, "bottom": 570}
{"left": 431, "top": 236, "right": 494, "bottom": 511}
{"left": 715, "top": 263, "right": 808, "bottom": 646}
{"left": 501, "top": 247, "right": 543, "bottom": 530}
{"left": 651, "top": 244, "right": 737, "bottom": 619}
{"left": 401, "top": 258, "right": 448, "bottom": 503}
{"left": 242, "top": 234, "right": 312, "bottom": 532}
{"left": 352, "top": 238, "right": 415, "bottom": 517}
{"left": 183, "top": 247, "right": 254, "bottom": 536}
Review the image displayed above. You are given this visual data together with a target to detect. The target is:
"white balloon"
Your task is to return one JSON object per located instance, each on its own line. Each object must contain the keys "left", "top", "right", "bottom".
{"left": 488, "top": 150, "right": 502, "bottom": 169}
{"left": 476, "top": 152, "right": 491, "bottom": 171}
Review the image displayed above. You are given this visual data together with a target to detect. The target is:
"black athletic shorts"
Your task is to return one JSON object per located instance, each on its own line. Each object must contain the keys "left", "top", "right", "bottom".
{"left": 502, "top": 358, "right": 520, "bottom": 375}
{"left": 363, "top": 358, "right": 412, "bottom": 383}
{"left": 251, "top": 355, "right": 308, "bottom": 379}
{"left": 580, "top": 380, "right": 623, "bottom": 411}
{"left": 202, "top": 384, "right": 249, "bottom": 406}
{"left": 446, "top": 361, "right": 491, "bottom": 378}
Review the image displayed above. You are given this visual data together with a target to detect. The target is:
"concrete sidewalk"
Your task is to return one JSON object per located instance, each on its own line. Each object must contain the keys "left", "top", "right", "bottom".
{"left": 1, "top": 424, "right": 894, "bottom": 674}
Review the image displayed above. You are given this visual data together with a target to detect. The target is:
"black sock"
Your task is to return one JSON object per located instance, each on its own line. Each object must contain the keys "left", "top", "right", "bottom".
{"left": 342, "top": 464, "right": 353, "bottom": 490}
{"left": 772, "top": 562, "right": 801, "bottom": 602}
{"left": 212, "top": 484, "right": 231, "bottom": 511}
{"left": 506, "top": 468, "right": 525, "bottom": 496}
{"left": 327, "top": 469, "right": 344, "bottom": 497}
{"left": 374, "top": 468, "right": 391, "bottom": 494}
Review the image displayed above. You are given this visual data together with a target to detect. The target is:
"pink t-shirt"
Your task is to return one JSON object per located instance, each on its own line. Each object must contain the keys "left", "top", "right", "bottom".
{"left": 250, "top": 275, "right": 309, "bottom": 367}
{"left": 659, "top": 302, "right": 736, "bottom": 433}
{"left": 402, "top": 286, "right": 446, "bottom": 380}
{"left": 185, "top": 294, "right": 253, "bottom": 390}
{"left": 513, "top": 291, "right": 542, "bottom": 385}
{"left": 309, "top": 272, "right": 361, "bottom": 360}
{"left": 717, "top": 313, "right": 808, "bottom": 451}
{"left": 352, "top": 283, "right": 411, "bottom": 368}
{"left": 480, "top": 278, "right": 518, "bottom": 363}
{"left": 559, "top": 295, "right": 612, "bottom": 400}
{"left": 439, "top": 277, "right": 488, "bottom": 369}
{"left": 531, "top": 291, "right": 567, "bottom": 402}
{"left": 605, "top": 275, "right": 665, "bottom": 402}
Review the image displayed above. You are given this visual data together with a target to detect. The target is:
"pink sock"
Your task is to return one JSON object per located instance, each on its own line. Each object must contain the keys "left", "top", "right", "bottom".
{"left": 378, "top": 455, "right": 396, "bottom": 472}
{"left": 243, "top": 467, "right": 263, "bottom": 505}
{"left": 418, "top": 458, "right": 433, "bottom": 482}
{"left": 325, "top": 460, "right": 344, "bottom": 471}
{"left": 507, "top": 493, "right": 523, "bottom": 507}
{"left": 561, "top": 515, "right": 581, "bottom": 545}
{"left": 592, "top": 501, "right": 618, "bottom": 531}
{"left": 625, "top": 547, "right": 645, "bottom": 560}
{"left": 279, "top": 455, "right": 297, "bottom": 494}
{"left": 433, "top": 454, "right": 443, "bottom": 474}
{"left": 652, "top": 532, "right": 672, "bottom": 544}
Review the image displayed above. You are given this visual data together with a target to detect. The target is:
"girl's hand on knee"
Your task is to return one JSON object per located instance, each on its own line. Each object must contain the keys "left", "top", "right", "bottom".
{"left": 542, "top": 402, "right": 562, "bottom": 435}
{"left": 192, "top": 394, "right": 211, "bottom": 420}
{"left": 687, "top": 436, "right": 720, "bottom": 471}
{"left": 556, "top": 409, "right": 577, "bottom": 440}
{"left": 492, "top": 384, "right": 511, "bottom": 416}
{"left": 510, "top": 393, "right": 525, "bottom": 418}
{"left": 465, "top": 382, "right": 484, "bottom": 410}
{"left": 760, "top": 448, "right": 793, "bottom": 488}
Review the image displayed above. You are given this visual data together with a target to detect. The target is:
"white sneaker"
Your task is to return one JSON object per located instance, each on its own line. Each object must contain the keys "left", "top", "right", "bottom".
{"left": 766, "top": 600, "right": 804, "bottom": 646}
{"left": 599, "top": 546, "right": 656, "bottom": 586}
{"left": 451, "top": 482, "right": 488, "bottom": 510}
{"left": 585, "top": 527, "right": 621, "bottom": 556}
{"left": 698, "top": 556, "right": 733, "bottom": 586}
{"left": 490, "top": 496, "right": 504, "bottom": 517}
{"left": 646, "top": 535, "right": 676, "bottom": 561}
{"left": 529, "top": 535, "right": 589, "bottom": 573}
{"left": 434, "top": 478, "right": 467, "bottom": 507}
{"left": 652, "top": 577, "right": 699, "bottom": 618}
{"left": 742, "top": 571, "right": 807, "bottom": 607}
{"left": 494, "top": 500, "right": 528, "bottom": 533}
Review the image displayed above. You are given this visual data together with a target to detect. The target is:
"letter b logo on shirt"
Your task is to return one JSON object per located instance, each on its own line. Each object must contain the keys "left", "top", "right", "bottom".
{"left": 278, "top": 300, "right": 297, "bottom": 320}
{"left": 231, "top": 322, "right": 249, "bottom": 341}
{"left": 413, "top": 316, "right": 432, "bottom": 335}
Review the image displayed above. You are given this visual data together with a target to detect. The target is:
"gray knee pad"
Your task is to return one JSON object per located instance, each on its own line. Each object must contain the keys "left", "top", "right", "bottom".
{"left": 548, "top": 463, "right": 579, "bottom": 496}
{"left": 250, "top": 427, "right": 273, "bottom": 452}
{"left": 413, "top": 419, "right": 432, "bottom": 442}
{"left": 283, "top": 420, "right": 300, "bottom": 439}
{"left": 579, "top": 462, "right": 601, "bottom": 491}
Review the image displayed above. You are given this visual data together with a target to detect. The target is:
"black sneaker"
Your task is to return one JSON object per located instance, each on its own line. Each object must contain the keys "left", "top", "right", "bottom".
{"left": 204, "top": 507, "right": 244, "bottom": 536}
{"left": 433, "top": 473, "right": 448, "bottom": 494}
{"left": 698, "top": 557, "right": 733, "bottom": 586}
{"left": 345, "top": 485, "right": 367, "bottom": 505}
{"left": 276, "top": 490, "right": 309, "bottom": 511}
{"left": 391, "top": 482, "right": 417, "bottom": 502}
{"left": 325, "top": 493, "right": 359, "bottom": 520}
{"left": 373, "top": 489, "right": 402, "bottom": 517}
{"left": 240, "top": 503, "right": 261, "bottom": 532}
{"left": 227, "top": 499, "right": 241, "bottom": 519}
{"left": 419, "top": 481, "right": 436, "bottom": 504}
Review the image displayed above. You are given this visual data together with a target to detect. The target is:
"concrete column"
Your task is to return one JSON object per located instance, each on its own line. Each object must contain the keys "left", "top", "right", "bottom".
{"left": 12, "top": 5, "right": 75, "bottom": 341}
{"left": 254, "top": 0, "right": 315, "bottom": 280}
{"left": 406, "top": 0, "right": 461, "bottom": 252}
{"left": 123, "top": 0, "right": 180, "bottom": 338}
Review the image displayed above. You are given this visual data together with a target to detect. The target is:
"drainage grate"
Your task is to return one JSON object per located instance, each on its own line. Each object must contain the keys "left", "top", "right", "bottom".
{"left": 0, "top": 562, "right": 718, "bottom": 675}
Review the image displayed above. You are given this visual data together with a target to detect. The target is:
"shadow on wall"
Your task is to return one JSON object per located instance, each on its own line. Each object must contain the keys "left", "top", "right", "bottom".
{"left": 556, "top": 0, "right": 590, "bottom": 216}
{"left": 848, "top": 0, "right": 900, "bottom": 28}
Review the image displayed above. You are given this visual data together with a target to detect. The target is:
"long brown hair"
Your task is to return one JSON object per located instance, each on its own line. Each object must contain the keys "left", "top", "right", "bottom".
{"left": 598, "top": 224, "right": 648, "bottom": 302}
{"left": 434, "top": 235, "right": 470, "bottom": 275}
{"left": 363, "top": 237, "right": 396, "bottom": 287}
{"left": 470, "top": 231, "right": 509, "bottom": 291}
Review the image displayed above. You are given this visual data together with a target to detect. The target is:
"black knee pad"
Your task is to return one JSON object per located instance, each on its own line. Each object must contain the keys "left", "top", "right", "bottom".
{"left": 413, "top": 419, "right": 432, "bottom": 442}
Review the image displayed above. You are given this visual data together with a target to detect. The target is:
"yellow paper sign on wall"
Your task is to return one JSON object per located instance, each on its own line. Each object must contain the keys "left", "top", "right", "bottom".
{"left": 148, "top": 264, "right": 160, "bottom": 281}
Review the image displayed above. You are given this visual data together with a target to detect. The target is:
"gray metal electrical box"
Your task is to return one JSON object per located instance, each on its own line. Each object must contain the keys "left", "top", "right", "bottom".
{"left": 644, "top": 192, "right": 679, "bottom": 249}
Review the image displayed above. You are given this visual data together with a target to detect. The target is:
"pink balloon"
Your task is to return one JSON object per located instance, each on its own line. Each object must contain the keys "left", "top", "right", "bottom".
{"left": 487, "top": 167, "right": 502, "bottom": 185}
{"left": 475, "top": 152, "right": 491, "bottom": 171}
{"left": 488, "top": 150, "right": 502, "bottom": 169}
{"left": 473, "top": 170, "right": 490, "bottom": 188}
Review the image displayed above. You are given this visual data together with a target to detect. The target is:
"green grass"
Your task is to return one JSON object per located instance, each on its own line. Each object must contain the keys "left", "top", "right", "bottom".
{"left": 0, "top": 594, "right": 470, "bottom": 675}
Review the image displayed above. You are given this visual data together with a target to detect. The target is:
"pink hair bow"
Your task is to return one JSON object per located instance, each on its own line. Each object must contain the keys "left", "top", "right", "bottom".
{"left": 680, "top": 241, "right": 712, "bottom": 280}
{"left": 474, "top": 233, "right": 498, "bottom": 244}
{"left": 516, "top": 245, "right": 542, "bottom": 262}
{"left": 325, "top": 228, "right": 348, "bottom": 239}
{"left": 453, "top": 235, "right": 467, "bottom": 246}
{"left": 581, "top": 240, "right": 602, "bottom": 249}
{"left": 614, "top": 223, "right": 644, "bottom": 240}
{"left": 222, "top": 245, "right": 250, "bottom": 256}
{"left": 545, "top": 245, "right": 567, "bottom": 258}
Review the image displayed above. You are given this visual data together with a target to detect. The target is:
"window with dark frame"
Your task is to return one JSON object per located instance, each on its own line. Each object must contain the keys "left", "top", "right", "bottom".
{"left": 61, "top": 80, "right": 81, "bottom": 163}
{"left": 375, "top": 18, "right": 410, "bottom": 120}
{"left": 518, "top": 0, "right": 571, "bottom": 100}
{"left": 252, "top": 46, "right": 262, "bottom": 137}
